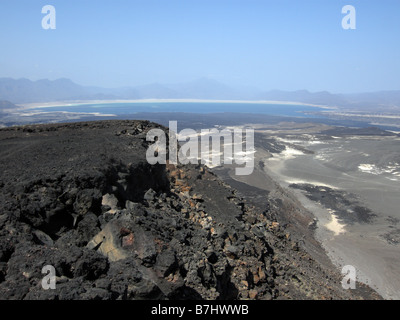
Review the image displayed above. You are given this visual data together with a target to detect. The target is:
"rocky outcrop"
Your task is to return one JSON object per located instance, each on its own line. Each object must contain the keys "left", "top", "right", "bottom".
{"left": 0, "top": 120, "right": 381, "bottom": 300}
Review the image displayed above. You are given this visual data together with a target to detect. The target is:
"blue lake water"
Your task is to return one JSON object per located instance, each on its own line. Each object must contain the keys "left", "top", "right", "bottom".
{"left": 32, "top": 102, "right": 328, "bottom": 118}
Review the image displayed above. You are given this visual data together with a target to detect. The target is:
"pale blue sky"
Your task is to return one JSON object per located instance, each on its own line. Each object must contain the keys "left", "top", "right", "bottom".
{"left": 0, "top": 0, "right": 399, "bottom": 93}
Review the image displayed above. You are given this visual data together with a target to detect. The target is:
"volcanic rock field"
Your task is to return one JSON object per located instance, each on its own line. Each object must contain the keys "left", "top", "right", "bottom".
{"left": 0, "top": 120, "right": 381, "bottom": 300}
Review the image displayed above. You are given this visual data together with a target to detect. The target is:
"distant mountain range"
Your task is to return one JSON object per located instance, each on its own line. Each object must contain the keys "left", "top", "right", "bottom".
{"left": 1, "top": 77, "right": 400, "bottom": 111}
{"left": 0, "top": 100, "right": 17, "bottom": 109}
{"left": 0, "top": 100, "right": 18, "bottom": 114}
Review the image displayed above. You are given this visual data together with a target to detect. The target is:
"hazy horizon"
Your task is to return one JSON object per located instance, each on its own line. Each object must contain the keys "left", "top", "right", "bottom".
{"left": 1, "top": 0, "right": 400, "bottom": 94}
{"left": 3, "top": 75, "right": 400, "bottom": 96}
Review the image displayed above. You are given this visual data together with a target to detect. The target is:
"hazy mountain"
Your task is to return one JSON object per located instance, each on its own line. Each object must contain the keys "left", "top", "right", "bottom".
{"left": 0, "top": 100, "right": 18, "bottom": 110}
{"left": 0, "top": 77, "right": 399, "bottom": 111}
{"left": 132, "top": 83, "right": 178, "bottom": 99}
{"left": 165, "top": 77, "right": 246, "bottom": 100}
{"left": 0, "top": 78, "right": 87, "bottom": 103}
{"left": 340, "top": 91, "right": 400, "bottom": 110}
{"left": 0, "top": 77, "right": 250, "bottom": 103}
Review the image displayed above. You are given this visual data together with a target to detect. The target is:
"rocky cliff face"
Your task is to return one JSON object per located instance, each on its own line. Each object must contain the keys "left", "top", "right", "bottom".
{"left": 0, "top": 120, "right": 380, "bottom": 300}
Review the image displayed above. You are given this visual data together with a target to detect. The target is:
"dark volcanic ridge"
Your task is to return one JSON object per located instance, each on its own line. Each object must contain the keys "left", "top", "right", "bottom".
{"left": 0, "top": 120, "right": 380, "bottom": 300}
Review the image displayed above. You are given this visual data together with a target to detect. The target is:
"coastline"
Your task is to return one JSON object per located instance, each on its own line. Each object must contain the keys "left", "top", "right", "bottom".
{"left": 17, "top": 99, "right": 336, "bottom": 110}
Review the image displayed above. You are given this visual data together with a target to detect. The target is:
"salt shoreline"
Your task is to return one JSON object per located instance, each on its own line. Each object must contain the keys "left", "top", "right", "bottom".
{"left": 18, "top": 99, "right": 335, "bottom": 110}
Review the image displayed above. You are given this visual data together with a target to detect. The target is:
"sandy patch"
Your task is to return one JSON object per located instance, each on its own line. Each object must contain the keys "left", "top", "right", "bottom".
{"left": 325, "top": 210, "right": 346, "bottom": 236}
{"left": 359, "top": 163, "right": 400, "bottom": 177}
{"left": 267, "top": 147, "right": 305, "bottom": 162}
